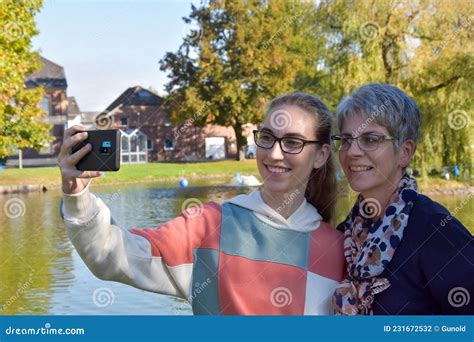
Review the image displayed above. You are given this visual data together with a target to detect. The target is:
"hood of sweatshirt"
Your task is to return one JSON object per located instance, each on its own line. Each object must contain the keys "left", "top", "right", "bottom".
{"left": 224, "top": 191, "right": 322, "bottom": 233}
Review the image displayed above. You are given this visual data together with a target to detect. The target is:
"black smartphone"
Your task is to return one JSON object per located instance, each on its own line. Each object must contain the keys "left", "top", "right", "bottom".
{"left": 71, "top": 129, "right": 121, "bottom": 171}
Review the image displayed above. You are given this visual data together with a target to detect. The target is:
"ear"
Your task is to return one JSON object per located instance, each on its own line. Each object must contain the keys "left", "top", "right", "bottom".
{"left": 399, "top": 139, "right": 416, "bottom": 168}
{"left": 313, "top": 144, "right": 331, "bottom": 169}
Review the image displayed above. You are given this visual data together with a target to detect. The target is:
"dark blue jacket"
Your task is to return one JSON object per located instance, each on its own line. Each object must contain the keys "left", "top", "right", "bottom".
{"left": 370, "top": 194, "right": 474, "bottom": 314}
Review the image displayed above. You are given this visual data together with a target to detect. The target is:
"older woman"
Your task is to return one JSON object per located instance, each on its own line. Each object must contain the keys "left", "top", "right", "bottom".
{"left": 331, "top": 83, "right": 473, "bottom": 315}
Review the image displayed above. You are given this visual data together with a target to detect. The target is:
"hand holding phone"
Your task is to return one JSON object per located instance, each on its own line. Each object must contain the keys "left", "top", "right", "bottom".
{"left": 58, "top": 126, "right": 121, "bottom": 194}
{"left": 71, "top": 129, "right": 121, "bottom": 172}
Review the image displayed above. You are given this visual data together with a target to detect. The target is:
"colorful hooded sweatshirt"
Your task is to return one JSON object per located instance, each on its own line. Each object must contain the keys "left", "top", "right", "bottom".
{"left": 61, "top": 183, "right": 345, "bottom": 315}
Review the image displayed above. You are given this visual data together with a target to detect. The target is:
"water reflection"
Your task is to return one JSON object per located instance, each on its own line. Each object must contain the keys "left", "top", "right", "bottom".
{"left": 0, "top": 183, "right": 472, "bottom": 315}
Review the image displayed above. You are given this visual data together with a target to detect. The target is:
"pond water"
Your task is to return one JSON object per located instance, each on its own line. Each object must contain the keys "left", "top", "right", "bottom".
{"left": 0, "top": 182, "right": 472, "bottom": 315}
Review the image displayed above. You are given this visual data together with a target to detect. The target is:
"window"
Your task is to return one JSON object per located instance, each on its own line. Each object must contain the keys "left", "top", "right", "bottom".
{"left": 120, "top": 118, "right": 128, "bottom": 126}
{"left": 164, "top": 137, "right": 174, "bottom": 150}
{"left": 138, "top": 90, "right": 151, "bottom": 97}
{"left": 121, "top": 135, "right": 129, "bottom": 152}
{"left": 119, "top": 128, "right": 148, "bottom": 164}
{"left": 40, "top": 97, "right": 51, "bottom": 115}
{"left": 39, "top": 142, "right": 52, "bottom": 155}
{"left": 147, "top": 139, "right": 153, "bottom": 151}
{"left": 39, "top": 131, "right": 53, "bottom": 155}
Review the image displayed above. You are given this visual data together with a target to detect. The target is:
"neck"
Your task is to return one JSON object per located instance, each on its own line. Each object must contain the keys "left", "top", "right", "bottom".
{"left": 260, "top": 188, "right": 306, "bottom": 219}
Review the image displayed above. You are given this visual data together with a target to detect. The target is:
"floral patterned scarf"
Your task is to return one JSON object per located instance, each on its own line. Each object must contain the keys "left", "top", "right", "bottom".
{"left": 333, "top": 174, "right": 419, "bottom": 315}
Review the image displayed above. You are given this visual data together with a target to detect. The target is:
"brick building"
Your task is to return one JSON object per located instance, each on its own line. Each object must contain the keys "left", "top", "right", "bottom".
{"left": 98, "top": 86, "right": 255, "bottom": 162}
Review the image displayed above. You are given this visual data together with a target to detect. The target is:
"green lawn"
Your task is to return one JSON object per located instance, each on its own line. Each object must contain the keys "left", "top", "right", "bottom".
{"left": 416, "top": 176, "right": 472, "bottom": 192}
{"left": 0, "top": 160, "right": 260, "bottom": 188}
{"left": 0, "top": 160, "right": 472, "bottom": 192}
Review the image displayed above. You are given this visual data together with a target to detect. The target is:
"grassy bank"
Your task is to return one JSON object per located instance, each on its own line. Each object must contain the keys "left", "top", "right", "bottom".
{"left": 0, "top": 160, "right": 260, "bottom": 188}
{"left": 417, "top": 176, "right": 473, "bottom": 192}
{"left": 0, "top": 160, "right": 472, "bottom": 192}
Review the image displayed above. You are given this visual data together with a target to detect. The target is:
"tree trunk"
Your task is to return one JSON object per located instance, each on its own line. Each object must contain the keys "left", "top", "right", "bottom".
{"left": 233, "top": 117, "right": 246, "bottom": 161}
{"left": 420, "top": 151, "right": 427, "bottom": 179}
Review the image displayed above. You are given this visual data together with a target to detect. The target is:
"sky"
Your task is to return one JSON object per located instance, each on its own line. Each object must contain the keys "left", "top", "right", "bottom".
{"left": 32, "top": 0, "right": 198, "bottom": 111}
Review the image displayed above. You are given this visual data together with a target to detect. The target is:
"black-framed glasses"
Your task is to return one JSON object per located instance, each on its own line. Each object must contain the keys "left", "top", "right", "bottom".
{"left": 331, "top": 133, "right": 397, "bottom": 152}
{"left": 253, "top": 130, "right": 322, "bottom": 154}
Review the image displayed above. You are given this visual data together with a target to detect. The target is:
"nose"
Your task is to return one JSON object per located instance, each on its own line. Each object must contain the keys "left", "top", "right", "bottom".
{"left": 268, "top": 141, "right": 285, "bottom": 160}
{"left": 345, "top": 138, "right": 364, "bottom": 156}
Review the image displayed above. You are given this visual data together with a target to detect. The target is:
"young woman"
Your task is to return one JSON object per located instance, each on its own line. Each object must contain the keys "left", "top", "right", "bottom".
{"left": 59, "top": 92, "right": 345, "bottom": 315}
{"left": 331, "top": 83, "right": 474, "bottom": 315}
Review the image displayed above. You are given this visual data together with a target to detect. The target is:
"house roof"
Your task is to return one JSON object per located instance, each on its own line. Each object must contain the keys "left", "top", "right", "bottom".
{"left": 67, "top": 96, "right": 80, "bottom": 115}
{"left": 103, "top": 86, "right": 163, "bottom": 114}
{"left": 120, "top": 128, "right": 148, "bottom": 137}
{"left": 25, "top": 56, "right": 68, "bottom": 89}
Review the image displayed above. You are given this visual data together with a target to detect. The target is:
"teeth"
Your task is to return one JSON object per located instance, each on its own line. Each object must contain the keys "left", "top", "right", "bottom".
{"left": 350, "top": 166, "right": 372, "bottom": 172}
{"left": 268, "top": 166, "right": 290, "bottom": 173}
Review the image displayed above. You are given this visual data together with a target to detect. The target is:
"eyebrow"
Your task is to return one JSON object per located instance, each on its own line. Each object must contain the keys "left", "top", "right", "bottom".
{"left": 260, "top": 127, "right": 308, "bottom": 139}
{"left": 340, "top": 130, "right": 386, "bottom": 136}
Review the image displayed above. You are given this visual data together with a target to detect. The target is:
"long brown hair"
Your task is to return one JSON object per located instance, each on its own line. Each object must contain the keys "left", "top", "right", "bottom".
{"left": 266, "top": 92, "right": 337, "bottom": 223}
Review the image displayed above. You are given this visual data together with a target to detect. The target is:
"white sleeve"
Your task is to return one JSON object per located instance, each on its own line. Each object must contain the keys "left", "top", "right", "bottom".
{"left": 61, "top": 183, "right": 192, "bottom": 300}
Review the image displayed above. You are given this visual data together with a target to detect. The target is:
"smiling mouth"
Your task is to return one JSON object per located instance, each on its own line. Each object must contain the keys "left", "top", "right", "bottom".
{"left": 349, "top": 165, "right": 374, "bottom": 172}
{"left": 265, "top": 165, "right": 291, "bottom": 174}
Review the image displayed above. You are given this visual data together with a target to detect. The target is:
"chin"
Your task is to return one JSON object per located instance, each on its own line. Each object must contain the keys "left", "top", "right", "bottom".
{"left": 263, "top": 180, "right": 289, "bottom": 195}
{"left": 348, "top": 179, "right": 375, "bottom": 194}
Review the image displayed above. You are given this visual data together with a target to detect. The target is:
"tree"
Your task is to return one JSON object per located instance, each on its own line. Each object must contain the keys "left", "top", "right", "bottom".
{"left": 160, "top": 0, "right": 472, "bottom": 171}
{"left": 160, "top": 0, "right": 320, "bottom": 159}
{"left": 0, "top": 0, "right": 51, "bottom": 159}
{"left": 310, "top": 0, "right": 473, "bottom": 177}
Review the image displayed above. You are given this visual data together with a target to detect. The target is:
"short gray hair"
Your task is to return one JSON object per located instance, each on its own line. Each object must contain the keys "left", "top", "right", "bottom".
{"left": 336, "top": 83, "right": 420, "bottom": 147}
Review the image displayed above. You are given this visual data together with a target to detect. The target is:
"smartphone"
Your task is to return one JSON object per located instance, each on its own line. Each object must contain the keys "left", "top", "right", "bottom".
{"left": 71, "top": 129, "right": 121, "bottom": 171}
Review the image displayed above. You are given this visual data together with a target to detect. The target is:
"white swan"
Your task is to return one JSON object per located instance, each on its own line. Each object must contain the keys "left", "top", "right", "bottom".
{"left": 227, "top": 172, "right": 262, "bottom": 187}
